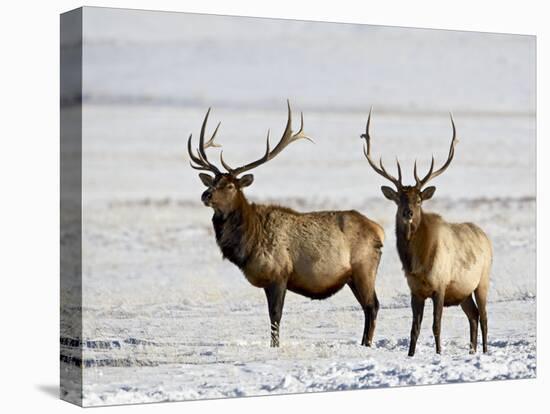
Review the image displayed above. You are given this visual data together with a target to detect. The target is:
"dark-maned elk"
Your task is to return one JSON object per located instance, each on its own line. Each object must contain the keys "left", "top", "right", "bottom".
{"left": 360, "top": 109, "right": 492, "bottom": 356}
{"left": 188, "top": 101, "right": 384, "bottom": 347}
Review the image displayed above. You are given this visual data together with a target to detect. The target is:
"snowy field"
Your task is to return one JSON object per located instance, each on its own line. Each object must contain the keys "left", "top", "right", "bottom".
{"left": 60, "top": 8, "right": 536, "bottom": 407}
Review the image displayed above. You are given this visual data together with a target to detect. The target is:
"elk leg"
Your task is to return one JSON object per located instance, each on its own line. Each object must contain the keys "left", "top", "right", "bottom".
{"left": 348, "top": 280, "right": 380, "bottom": 346}
{"left": 408, "top": 294, "right": 425, "bottom": 357}
{"left": 432, "top": 292, "right": 444, "bottom": 354}
{"left": 460, "top": 295, "right": 479, "bottom": 354}
{"left": 264, "top": 282, "right": 287, "bottom": 347}
{"left": 366, "top": 291, "right": 380, "bottom": 346}
{"left": 348, "top": 263, "right": 380, "bottom": 347}
{"left": 347, "top": 280, "right": 365, "bottom": 344}
{"left": 474, "top": 287, "right": 489, "bottom": 353}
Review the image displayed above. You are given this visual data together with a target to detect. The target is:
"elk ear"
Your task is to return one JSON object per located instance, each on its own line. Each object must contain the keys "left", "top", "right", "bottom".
{"left": 199, "top": 173, "right": 214, "bottom": 187}
{"left": 381, "top": 186, "right": 398, "bottom": 202}
{"left": 238, "top": 174, "right": 254, "bottom": 188}
{"left": 421, "top": 186, "right": 436, "bottom": 200}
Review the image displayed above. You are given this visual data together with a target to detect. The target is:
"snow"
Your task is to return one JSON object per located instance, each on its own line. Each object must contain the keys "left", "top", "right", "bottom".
{"left": 59, "top": 8, "right": 536, "bottom": 407}
{"left": 75, "top": 299, "right": 535, "bottom": 405}
{"left": 63, "top": 172, "right": 536, "bottom": 405}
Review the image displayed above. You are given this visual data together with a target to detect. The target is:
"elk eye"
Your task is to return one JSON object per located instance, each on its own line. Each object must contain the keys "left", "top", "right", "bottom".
{"left": 226, "top": 183, "right": 235, "bottom": 190}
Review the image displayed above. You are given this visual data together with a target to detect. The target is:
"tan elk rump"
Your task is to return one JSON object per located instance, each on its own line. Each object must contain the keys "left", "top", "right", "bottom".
{"left": 188, "top": 102, "right": 384, "bottom": 347}
{"left": 361, "top": 109, "right": 492, "bottom": 356}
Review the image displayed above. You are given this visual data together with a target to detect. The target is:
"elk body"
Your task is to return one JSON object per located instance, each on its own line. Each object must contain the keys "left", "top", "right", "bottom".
{"left": 361, "top": 110, "right": 492, "bottom": 356}
{"left": 188, "top": 102, "right": 384, "bottom": 347}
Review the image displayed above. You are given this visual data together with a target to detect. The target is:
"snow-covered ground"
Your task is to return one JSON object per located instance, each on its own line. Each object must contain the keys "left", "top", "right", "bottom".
{"left": 78, "top": 299, "right": 535, "bottom": 406}
{"left": 64, "top": 190, "right": 537, "bottom": 405}
{"left": 60, "top": 8, "right": 536, "bottom": 407}
{"left": 63, "top": 130, "right": 536, "bottom": 404}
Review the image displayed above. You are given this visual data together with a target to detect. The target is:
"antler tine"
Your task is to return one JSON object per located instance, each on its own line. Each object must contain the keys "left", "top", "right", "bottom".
{"left": 396, "top": 157, "right": 402, "bottom": 183}
{"left": 204, "top": 122, "right": 222, "bottom": 149}
{"left": 189, "top": 162, "right": 216, "bottom": 172}
{"left": 260, "top": 101, "right": 313, "bottom": 160}
{"left": 361, "top": 107, "right": 402, "bottom": 188}
{"left": 222, "top": 100, "right": 312, "bottom": 176}
{"left": 198, "top": 108, "right": 222, "bottom": 161}
{"left": 188, "top": 134, "right": 221, "bottom": 173}
{"left": 414, "top": 156, "right": 435, "bottom": 187}
{"left": 187, "top": 109, "right": 222, "bottom": 175}
{"left": 292, "top": 112, "right": 314, "bottom": 143}
{"left": 187, "top": 134, "right": 203, "bottom": 165}
{"left": 379, "top": 157, "right": 392, "bottom": 179}
{"left": 187, "top": 135, "right": 220, "bottom": 174}
{"left": 219, "top": 151, "right": 233, "bottom": 172}
{"left": 415, "top": 112, "right": 458, "bottom": 188}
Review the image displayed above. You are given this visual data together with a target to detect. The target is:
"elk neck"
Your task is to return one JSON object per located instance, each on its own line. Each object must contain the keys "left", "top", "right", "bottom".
{"left": 212, "top": 191, "right": 261, "bottom": 269}
{"left": 395, "top": 208, "right": 437, "bottom": 275}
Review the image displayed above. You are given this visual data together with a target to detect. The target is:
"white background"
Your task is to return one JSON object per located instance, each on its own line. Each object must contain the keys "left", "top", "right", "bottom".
{"left": 0, "top": 0, "right": 546, "bottom": 412}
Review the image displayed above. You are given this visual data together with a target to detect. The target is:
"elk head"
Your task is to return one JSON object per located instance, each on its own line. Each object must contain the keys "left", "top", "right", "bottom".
{"left": 361, "top": 109, "right": 458, "bottom": 240}
{"left": 188, "top": 101, "right": 312, "bottom": 215}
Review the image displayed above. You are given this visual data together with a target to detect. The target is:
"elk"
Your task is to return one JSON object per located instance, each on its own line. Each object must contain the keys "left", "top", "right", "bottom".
{"left": 361, "top": 109, "right": 492, "bottom": 356}
{"left": 188, "top": 101, "right": 384, "bottom": 347}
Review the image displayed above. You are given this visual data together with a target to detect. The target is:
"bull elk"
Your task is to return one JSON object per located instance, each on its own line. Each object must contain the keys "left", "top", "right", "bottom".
{"left": 188, "top": 101, "right": 384, "bottom": 347}
{"left": 361, "top": 109, "right": 492, "bottom": 356}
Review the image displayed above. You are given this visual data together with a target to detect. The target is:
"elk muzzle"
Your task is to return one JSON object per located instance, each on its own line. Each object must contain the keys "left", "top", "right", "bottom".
{"left": 403, "top": 208, "right": 413, "bottom": 221}
{"left": 201, "top": 189, "right": 213, "bottom": 206}
{"left": 401, "top": 209, "right": 414, "bottom": 240}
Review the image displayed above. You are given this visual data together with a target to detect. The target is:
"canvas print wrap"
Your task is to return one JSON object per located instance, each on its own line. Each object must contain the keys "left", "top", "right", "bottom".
{"left": 60, "top": 7, "right": 536, "bottom": 407}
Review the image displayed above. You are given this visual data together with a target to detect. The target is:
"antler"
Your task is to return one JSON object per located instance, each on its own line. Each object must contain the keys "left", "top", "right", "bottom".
{"left": 361, "top": 107, "right": 403, "bottom": 189}
{"left": 187, "top": 108, "right": 222, "bottom": 174}
{"left": 219, "top": 100, "right": 313, "bottom": 176}
{"left": 414, "top": 113, "right": 458, "bottom": 188}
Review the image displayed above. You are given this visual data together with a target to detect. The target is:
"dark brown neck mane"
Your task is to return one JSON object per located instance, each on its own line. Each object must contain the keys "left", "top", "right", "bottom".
{"left": 396, "top": 220, "right": 414, "bottom": 274}
{"left": 212, "top": 192, "right": 260, "bottom": 269}
{"left": 395, "top": 209, "right": 436, "bottom": 275}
